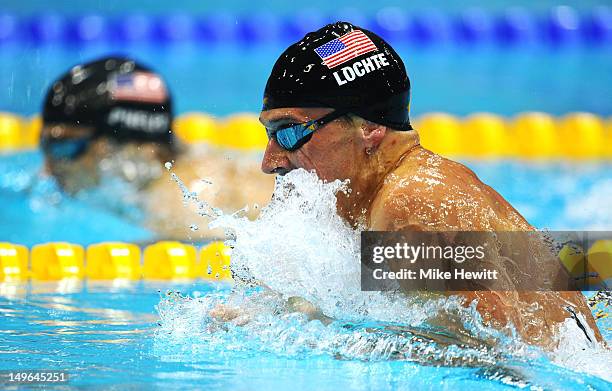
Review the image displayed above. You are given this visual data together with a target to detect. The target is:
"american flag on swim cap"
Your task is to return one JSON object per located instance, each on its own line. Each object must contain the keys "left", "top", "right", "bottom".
{"left": 110, "top": 71, "right": 167, "bottom": 104}
{"left": 314, "top": 30, "right": 377, "bottom": 69}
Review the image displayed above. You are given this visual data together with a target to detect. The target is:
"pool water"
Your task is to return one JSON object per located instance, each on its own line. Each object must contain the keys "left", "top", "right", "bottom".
{"left": 0, "top": 281, "right": 610, "bottom": 390}
{"left": 1, "top": 151, "right": 611, "bottom": 245}
{"left": 0, "top": 151, "right": 611, "bottom": 389}
{"left": 1, "top": 0, "right": 610, "bottom": 388}
{"left": 2, "top": 45, "right": 611, "bottom": 118}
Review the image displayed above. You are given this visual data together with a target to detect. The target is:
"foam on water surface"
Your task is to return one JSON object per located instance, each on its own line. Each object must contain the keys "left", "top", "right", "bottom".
{"left": 209, "top": 169, "right": 434, "bottom": 324}
{"left": 552, "top": 315, "right": 612, "bottom": 382}
{"left": 156, "top": 168, "right": 611, "bottom": 385}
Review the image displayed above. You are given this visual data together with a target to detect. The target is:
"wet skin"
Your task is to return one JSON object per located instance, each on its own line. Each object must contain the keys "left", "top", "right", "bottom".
{"left": 41, "top": 124, "right": 168, "bottom": 194}
{"left": 260, "top": 107, "right": 603, "bottom": 348}
{"left": 40, "top": 124, "right": 274, "bottom": 239}
{"left": 41, "top": 124, "right": 103, "bottom": 194}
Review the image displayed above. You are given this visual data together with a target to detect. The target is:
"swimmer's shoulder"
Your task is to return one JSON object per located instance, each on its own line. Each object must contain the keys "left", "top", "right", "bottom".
{"left": 370, "top": 148, "right": 531, "bottom": 231}
{"left": 370, "top": 148, "right": 453, "bottom": 230}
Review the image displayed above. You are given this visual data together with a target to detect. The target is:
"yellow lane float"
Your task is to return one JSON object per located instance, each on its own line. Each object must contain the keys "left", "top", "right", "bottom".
{"left": 0, "top": 243, "right": 29, "bottom": 281}
{"left": 0, "top": 111, "right": 610, "bottom": 159}
{"left": 587, "top": 240, "right": 612, "bottom": 288}
{"left": 86, "top": 242, "right": 142, "bottom": 280}
{"left": 22, "top": 115, "right": 42, "bottom": 150}
{"left": 0, "top": 113, "right": 23, "bottom": 151}
{"left": 200, "top": 241, "right": 232, "bottom": 281}
{"left": 559, "top": 244, "right": 586, "bottom": 279}
{"left": 557, "top": 113, "right": 605, "bottom": 158}
{"left": 220, "top": 113, "right": 268, "bottom": 150}
{"left": 0, "top": 239, "right": 608, "bottom": 288}
{"left": 416, "top": 113, "right": 462, "bottom": 157}
{"left": 605, "top": 116, "right": 612, "bottom": 157}
{"left": 31, "top": 242, "right": 85, "bottom": 280}
{"left": 462, "top": 113, "right": 510, "bottom": 157}
{"left": 1, "top": 241, "right": 234, "bottom": 282}
{"left": 172, "top": 112, "right": 220, "bottom": 144}
{"left": 510, "top": 112, "right": 558, "bottom": 158}
{"left": 143, "top": 241, "right": 198, "bottom": 279}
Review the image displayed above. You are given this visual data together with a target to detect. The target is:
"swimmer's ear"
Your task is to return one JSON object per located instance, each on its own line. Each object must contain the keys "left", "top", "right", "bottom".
{"left": 360, "top": 119, "right": 387, "bottom": 153}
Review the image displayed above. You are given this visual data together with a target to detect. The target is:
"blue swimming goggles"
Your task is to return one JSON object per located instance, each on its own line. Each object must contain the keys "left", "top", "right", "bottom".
{"left": 42, "top": 135, "right": 96, "bottom": 161}
{"left": 266, "top": 110, "right": 347, "bottom": 151}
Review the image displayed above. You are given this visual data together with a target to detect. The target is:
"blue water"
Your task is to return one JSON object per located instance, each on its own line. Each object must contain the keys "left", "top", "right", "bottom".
{"left": 0, "top": 281, "right": 610, "bottom": 390}
{"left": 1, "top": 3, "right": 612, "bottom": 118}
{"left": 1, "top": 45, "right": 611, "bottom": 118}
{"left": 1, "top": 2, "right": 611, "bottom": 388}
{"left": 1, "top": 151, "right": 610, "bottom": 246}
{"left": 0, "top": 152, "right": 153, "bottom": 246}
{"left": 1, "top": 0, "right": 607, "bottom": 14}
{"left": 0, "top": 155, "right": 611, "bottom": 389}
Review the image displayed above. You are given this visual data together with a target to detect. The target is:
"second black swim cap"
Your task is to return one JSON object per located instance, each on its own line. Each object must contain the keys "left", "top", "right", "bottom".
{"left": 42, "top": 56, "right": 173, "bottom": 144}
{"left": 263, "top": 21, "right": 412, "bottom": 131}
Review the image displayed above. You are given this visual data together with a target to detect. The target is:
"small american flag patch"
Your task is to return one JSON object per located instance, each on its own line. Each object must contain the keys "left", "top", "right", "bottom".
{"left": 110, "top": 72, "right": 167, "bottom": 104}
{"left": 314, "top": 30, "right": 377, "bottom": 69}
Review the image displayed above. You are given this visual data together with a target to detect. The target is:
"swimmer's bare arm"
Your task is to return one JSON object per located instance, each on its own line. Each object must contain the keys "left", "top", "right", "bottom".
{"left": 369, "top": 159, "right": 602, "bottom": 346}
{"left": 209, "top": 293, "right": 332, "bottom": 326}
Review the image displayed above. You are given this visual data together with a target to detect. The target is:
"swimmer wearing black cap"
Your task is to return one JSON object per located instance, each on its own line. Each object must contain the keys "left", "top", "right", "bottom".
{"left": 42, "top": 56, "right": 176, "bottom": 194}
{"left": 257, "top": 22, "right": 602, "bottom": 348}
{"left": 41, "top": 56, "right": 273, "bottom": 238}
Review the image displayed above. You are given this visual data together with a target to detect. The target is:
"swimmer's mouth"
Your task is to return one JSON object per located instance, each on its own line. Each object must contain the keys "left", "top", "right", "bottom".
{"left": 272, "top": 167, "right": 291, "bottom": 176}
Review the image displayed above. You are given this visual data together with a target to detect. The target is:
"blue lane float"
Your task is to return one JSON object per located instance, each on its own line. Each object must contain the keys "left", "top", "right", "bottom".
{"left": 154, "top": 13, "right": 197, "bottom": 43}
{"left": 238, "top": 12, "right": 283, "bottom": 44}
{"left": 0, "top": 13, "right": 19, "bottom": 44}
{"left": 196, "top": 13, "right": 239, "bottom": 44}
{"left": 408, "top": 10, "right": 452, "bottom": 46}
{"left": 27, "top": 13, "right": 66, "bottom": 44}
{"left": 0, "top": 7, "right": 610, "bottom": 47}
{"left": 581, "top": 6, "right": 612, "bottom": 44}
{"left": 371, "top": 7, "right": 407, "bottom": 43}
{"left": 111, "top": 14, "right": 154, "bottom": 43}
{"left": 494, "top": 8, "right": 538, "bottom": 46}
{"left": 65, "top": 14, "right": 109, "bottom": 44}
{"left": 542, "top": 6, "right": 583, "bottom": 46}
{"left": 283, "top": 10, "right": 331, "bottom": 42}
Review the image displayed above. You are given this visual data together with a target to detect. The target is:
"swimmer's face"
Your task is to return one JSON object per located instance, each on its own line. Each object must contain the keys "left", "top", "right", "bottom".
{"left": 259, "top": 108, "right": 365, "bottom": 183}
{"left": 41, "top": 124, "right": 100, "bottom": 193}
{"left": 42, "top": 124, "right": 167, "bottom": 195}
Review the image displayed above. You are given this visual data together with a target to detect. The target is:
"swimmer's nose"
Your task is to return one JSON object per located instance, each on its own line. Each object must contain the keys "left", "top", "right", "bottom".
{"left": 261, "top": 138, "right": 294, "bottom": 175}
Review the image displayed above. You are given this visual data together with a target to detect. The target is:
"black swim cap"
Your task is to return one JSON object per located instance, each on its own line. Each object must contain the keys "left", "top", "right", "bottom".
{"left": 263, "top": 21, "right": 412, "bottom": 131}
{"left": 42, "top": 56, "right": 173, "bottom": 144}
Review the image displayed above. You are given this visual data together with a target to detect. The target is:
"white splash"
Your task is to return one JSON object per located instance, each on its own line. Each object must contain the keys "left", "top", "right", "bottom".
{"left": 552, "top": 314, "right": 612, "bottom": 382}
{"left": 157, "top": 169, "right": 510, "bottom": 366}
{"left": 210, "top": 169, "right": 442, "bottom": 324}
{"left": 157, "top": 168, "right": 611, "bottom": 382}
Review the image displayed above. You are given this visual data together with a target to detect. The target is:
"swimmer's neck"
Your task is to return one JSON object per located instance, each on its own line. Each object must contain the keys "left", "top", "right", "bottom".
{"left": 339, "top": 130, "right": 420, "bottom": 226}
{"left": 374, "top": 129, "right": 421, "bottom": 176}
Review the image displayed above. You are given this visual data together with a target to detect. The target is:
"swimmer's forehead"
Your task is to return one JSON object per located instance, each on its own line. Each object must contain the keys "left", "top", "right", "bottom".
{"left": 259, "top": 107, "right": 334, "bottom": 129}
